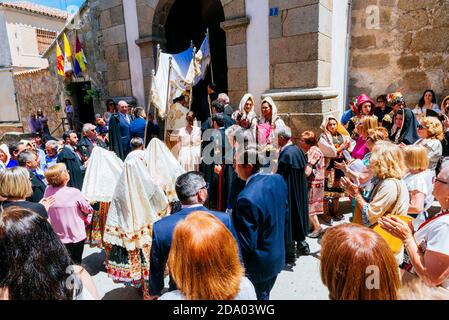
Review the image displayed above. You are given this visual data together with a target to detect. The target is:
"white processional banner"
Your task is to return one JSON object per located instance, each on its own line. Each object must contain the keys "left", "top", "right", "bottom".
{"left": 151, "top": 47, "right": 195, "bottom": 116}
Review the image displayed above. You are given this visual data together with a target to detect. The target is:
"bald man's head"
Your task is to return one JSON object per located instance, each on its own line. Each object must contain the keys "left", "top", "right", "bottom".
{"left": 118, "top": 101, "right": 129, "bottom": 114}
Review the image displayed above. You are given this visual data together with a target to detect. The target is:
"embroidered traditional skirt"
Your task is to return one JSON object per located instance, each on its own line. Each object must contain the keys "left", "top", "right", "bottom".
{"left": 86, "top": 202, "right": 110, "bottom": 248}
{"left": 104, "top": 243, "right": 151, "bottom": 298}
{"left": 308, "top": 181, "right": 324, "bottom": 215}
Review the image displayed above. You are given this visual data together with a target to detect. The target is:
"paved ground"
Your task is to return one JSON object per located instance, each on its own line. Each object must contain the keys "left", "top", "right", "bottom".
{"left": 81, "top": 199, "right": 441, "bottom": 300}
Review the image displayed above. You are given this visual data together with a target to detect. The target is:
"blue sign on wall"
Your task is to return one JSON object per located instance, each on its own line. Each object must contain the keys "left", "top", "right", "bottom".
{"left": 269, "top": 7, "right": 279, "bottom": 17}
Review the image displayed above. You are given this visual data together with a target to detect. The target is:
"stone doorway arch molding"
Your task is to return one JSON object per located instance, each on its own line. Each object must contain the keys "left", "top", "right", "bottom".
{"left": 134, "top": 0, "right": 250, "bottom": 105}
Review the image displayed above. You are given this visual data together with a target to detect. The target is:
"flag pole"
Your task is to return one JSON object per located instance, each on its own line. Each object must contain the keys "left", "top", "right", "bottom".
{"left": 74, "top": 30, "right": 78, "bottom": 80}
{"left": 164, "top": 57, "right": 173, "bottom": 144}
{"left": 144, "top": 69, "right": 156, "bottom": 148}
{"left": 189, "top": 42, "right": 196, "bottom": 112}
{"left": 154, "top": 44, "right": 162, "bottom": 121}
{"left": 207, "top": 28, "right": 214, "bottom": 84}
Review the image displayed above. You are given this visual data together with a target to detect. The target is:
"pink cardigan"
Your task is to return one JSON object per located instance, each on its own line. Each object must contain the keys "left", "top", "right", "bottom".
{"left": 44, "top": 185, "right": 93, "bottom": 244}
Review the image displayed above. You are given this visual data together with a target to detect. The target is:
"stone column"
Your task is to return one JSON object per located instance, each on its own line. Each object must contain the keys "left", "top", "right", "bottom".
{"left": 264, "top": 0, "right": 338, "bottom": 140}
{"left": 123, "top": 0, "right": 146, "bottom": 107}
{"left": 220, "top": 16, "right": 250, "bottom": 107}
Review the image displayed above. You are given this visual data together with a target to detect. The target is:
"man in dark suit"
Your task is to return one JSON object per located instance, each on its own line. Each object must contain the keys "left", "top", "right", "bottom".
{"left": 218, "top": 93, "right": 235, "bottom": 117}
{"left": 117, "top": 100, "right": 132, "bottom": 156}
{"left": 202, "top": 100, "right": 235, "bottom": 131}
{"left": 233, "top": 148, "right": 288, "bottom": 300}
{"left": 57, "top": 131, "right": 85, "bottom": 190}
{"left": 276, "top": 126, "right": 310, "bottom": 268}
{"left": 148, "top": 171, "right": 238, "bottom": 300}
{"left": 18, "top": 151, "right": 46, "bottom": 203}
{"left": 78, "top": 123, "right": 107, "bottom": 161}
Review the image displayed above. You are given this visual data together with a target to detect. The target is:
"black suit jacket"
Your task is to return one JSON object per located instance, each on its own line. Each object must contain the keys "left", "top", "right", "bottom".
{"left": 27, "top": 170, "right": 47, "bottom": 203}
{"left": 57, "top": 146, "right": 85, "bottom": 190}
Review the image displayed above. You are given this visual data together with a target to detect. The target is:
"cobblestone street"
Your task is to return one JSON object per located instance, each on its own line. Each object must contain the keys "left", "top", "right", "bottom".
{"left": 80, "top": 199, "right": 355, "bottom": 300}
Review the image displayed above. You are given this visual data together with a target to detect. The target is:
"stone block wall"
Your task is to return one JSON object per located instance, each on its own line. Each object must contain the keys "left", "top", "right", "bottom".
{"left": 349, "top": 0, "right": 449, "bottom": 106}
{"left": 269, "top": 0, "right": 333, "bottom": 90}
{"left": 13, "top": 69, "right": 65, "bottom": 137}
{"left": 265, "top": 0, "right": 338, "bottom": 138}
{"left": 46, "top": 0, "right": 132, "bottom": 116}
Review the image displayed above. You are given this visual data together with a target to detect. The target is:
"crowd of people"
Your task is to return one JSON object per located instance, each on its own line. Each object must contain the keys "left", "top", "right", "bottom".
{"left": 1, "top": 87, "right": 449, "bottom": 300}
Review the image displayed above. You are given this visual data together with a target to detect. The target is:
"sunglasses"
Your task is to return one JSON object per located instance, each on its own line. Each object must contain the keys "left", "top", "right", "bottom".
{"left": 417, "top": 124, "right": 426, "bottom": 130}
{"left": 433, "top": 177, "right": 449, "bottom": 185}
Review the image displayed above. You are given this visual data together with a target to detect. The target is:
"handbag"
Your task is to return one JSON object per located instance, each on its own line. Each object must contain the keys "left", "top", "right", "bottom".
{"left": 370, "top": 179, "right": 413, "bottom": 254}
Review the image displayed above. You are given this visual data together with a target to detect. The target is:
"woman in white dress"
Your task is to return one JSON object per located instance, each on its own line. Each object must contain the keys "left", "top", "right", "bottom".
{"left": 177, "top": 111, "right": 202, "bottom": 172}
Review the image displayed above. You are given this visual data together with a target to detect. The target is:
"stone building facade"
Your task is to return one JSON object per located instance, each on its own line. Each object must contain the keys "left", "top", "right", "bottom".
{"left": 36, "top": 0, "right": 449, "bottom": 141}
{"left": 41, "top": 0, "right": 350, "bottom": 139}
{"left": 44, "top": 0, "right": 133, "bottom": 118}
{"left": 13, "top": 68, "right": 65, "bottom": 138}
{"left": 0, "top": 1, "right": 66, "bottom": 135}
{"left": 349, "top": 0, "right": 449, "bottom": 106}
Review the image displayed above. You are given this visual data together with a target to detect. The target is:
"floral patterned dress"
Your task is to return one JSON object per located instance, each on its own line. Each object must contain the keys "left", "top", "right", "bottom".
{"left": 306, "top": 146, "right": 325, "bottom": 215}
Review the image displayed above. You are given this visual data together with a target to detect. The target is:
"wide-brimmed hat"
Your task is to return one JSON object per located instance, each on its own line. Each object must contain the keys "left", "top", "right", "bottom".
{"left": 357, "top": 94, "right": 375, "bottom": 109}
{"left": 387, "top": 92, "right": 405, "bottom": 105}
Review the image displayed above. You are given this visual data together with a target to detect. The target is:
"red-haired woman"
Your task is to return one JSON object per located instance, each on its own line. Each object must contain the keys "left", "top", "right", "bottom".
{"left": 159, "top": 211, "right": 256, "bottom": 300}
{"left": 320, "top": 223, "right": 400, "bottom": 300}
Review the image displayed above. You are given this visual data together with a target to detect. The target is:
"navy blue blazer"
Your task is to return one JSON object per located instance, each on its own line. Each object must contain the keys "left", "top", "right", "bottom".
{"left": 130, "top": 117, "right": 146, "bottom": 140}
{"left": 233, "top": 173, "right": 288, "bottom": 284}
{"left": 118, "top": 113, "right": 131, "bottom": 147}
{"left": 149, "top": 205, "right": 238, "bottom": 296}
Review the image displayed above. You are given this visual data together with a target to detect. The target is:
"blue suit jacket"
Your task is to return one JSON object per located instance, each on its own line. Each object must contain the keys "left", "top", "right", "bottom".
{"left": 118, "top": 113, "right": 131, "bottom": 147}
{"left": 233, "top": 173, "right": 288, "bottom": 284}
{"left": 149, "top": 205, "right": 238, "bottom": 296}
{"left": 130, "top": 117, "right": 146, "bottom": 140}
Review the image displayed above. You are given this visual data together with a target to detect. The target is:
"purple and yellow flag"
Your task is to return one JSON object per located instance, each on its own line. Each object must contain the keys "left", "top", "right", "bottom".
{"left": 74, "top": 35, "right": 87, "bottom": 76}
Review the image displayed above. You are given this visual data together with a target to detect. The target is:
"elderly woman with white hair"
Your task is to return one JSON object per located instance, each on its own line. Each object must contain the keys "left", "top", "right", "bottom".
{"left": 379, "top": 166, "right": 449, "bottom": 290}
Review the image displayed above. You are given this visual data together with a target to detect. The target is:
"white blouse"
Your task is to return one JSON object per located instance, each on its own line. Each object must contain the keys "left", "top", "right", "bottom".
{"left": 413, "top": 214, "right": 449, "bottom": 290}
{"left": 159, "top": 277, "right": 257, "bottom": 300}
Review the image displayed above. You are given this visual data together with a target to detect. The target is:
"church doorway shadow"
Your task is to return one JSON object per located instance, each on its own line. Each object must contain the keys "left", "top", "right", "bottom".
{"left": 162, "top": 0, "right": 227, "bottom": 123}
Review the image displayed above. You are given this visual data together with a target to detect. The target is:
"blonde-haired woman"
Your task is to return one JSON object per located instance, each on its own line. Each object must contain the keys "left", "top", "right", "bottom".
{"left": 415, "top": 116, "right": 443, "bottom": 173}
{"left": 336, "top": 127, "right": 389, "bottom": 224}
{"left": 159, "top": 211, "right": 256, "bottom": 300}
{"left": 44, "top": 163, "right": 93, "bottom": 264}
{"left": 318, "top": 116, "right": 352, "bottom": 222}
{"left": 403, "top": 145, "right": 434, "bottom": 224}
{"left": 342, "top": 141, "right": 409, "bottom": 225}
{"left": 0, "top": 167, "right": 49, "bottom": 219}
{"left": 351, "top": 115, "right": 378, "bottom": 160}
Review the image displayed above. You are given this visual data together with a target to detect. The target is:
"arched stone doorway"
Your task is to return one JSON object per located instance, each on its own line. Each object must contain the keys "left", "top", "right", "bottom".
{"left": 136, "top": 0, "right": 249, "bottom": 120}
{"left": 161, "top": 0, "right": 227, "bottom": 121}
